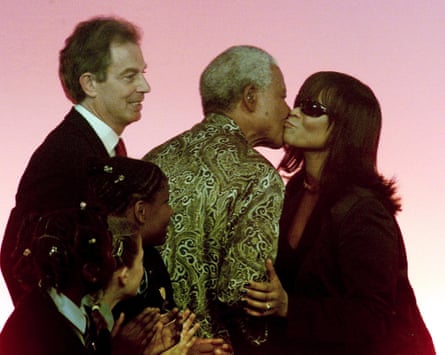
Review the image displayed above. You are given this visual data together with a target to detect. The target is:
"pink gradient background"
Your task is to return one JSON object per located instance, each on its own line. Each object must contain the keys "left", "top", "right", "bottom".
{"left": 1, "top": 1, "right": 444, "bottom": 352}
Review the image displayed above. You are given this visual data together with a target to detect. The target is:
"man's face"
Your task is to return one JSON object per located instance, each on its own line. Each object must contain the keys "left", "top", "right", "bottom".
{"left": 252, "top": 65, "right": 290, "bottom": 149}
{"left": 94, "top": 41, "right": 150, "bottom": 133}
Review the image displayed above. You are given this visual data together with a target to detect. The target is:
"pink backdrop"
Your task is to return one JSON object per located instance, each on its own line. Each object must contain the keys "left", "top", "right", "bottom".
{"left": 1, "top": 1, "right": 444, "bottom": 352}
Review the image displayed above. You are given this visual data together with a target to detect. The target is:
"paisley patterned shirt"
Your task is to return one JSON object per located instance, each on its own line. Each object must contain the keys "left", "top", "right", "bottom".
{"left": 143, "top": 113, "right": 284, "bottom": 342}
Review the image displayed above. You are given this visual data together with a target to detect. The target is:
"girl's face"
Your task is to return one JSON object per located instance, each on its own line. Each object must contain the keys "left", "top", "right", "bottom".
{"left": 283, "top": 98, "right": 333, "bottom": 150}
{"left": 141, "top": 182, "right": 173, "bottom": 246}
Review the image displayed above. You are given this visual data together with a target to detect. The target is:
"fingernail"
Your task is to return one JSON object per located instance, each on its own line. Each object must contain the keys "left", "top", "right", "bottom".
{"left": 240, "top": 289, "right": 247, "bottom": 295}
{"left": 244, "top": 282, "right": 250, "bottom": 287}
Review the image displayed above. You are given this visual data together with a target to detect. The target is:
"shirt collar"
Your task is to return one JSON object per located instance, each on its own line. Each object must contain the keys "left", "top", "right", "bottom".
{"left": 48, "top": 287, "right": 88, "bottom": 335}
{"left": 74, "top": 104, "right": 120, "bottom": 156}
{"left": 206, "top": 113, "right": 245, "bottom": 135}
{"left": 81, "top": 294, "right": 114, "bottom": 332}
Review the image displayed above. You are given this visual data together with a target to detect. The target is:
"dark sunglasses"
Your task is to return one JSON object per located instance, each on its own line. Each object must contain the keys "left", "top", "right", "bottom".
{"left": 295, "top": 99, "right": 329, "bottom": 117}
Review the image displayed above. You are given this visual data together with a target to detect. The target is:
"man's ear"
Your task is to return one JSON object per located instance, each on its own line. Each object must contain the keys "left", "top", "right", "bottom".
{"left": 79, "top": 72, "right": 97, "bottom": 98}
{"left": 242, "top": 85, "right": 257, "bottom": 112}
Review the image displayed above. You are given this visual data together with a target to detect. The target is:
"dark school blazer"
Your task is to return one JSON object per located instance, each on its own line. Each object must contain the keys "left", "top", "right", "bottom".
{"left": 0, "top": 288, "right": 90, "bottom": 355}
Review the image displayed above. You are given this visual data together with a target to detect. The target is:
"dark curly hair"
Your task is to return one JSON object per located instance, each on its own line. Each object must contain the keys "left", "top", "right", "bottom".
{"left": 87, "top": 156, "right": 167, "bottom": 215}
{"left": 13, "top": 206, "right": 113, "bottom": 294}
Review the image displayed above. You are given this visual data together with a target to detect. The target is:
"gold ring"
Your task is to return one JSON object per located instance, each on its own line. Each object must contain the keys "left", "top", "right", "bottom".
{"left": 266, "top": 303, "right": 271, "bottom": 311}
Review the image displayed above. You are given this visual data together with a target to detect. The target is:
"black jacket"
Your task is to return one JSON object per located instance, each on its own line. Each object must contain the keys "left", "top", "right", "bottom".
{"left": 266, "top": 173, "right": 435, "bottom": 354}
{"left": 1, "top": 108, "right": 109, "bottom": 304}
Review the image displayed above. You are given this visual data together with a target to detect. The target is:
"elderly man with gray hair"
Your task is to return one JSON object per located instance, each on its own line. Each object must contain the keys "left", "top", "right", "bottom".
{"left": 144, "top": 45, "right": 289, "bottom": 354}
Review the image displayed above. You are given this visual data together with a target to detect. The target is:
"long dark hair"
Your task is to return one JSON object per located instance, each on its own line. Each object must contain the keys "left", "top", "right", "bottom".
{"left": 279, "top": 71, "right": 400, "bottom": 214}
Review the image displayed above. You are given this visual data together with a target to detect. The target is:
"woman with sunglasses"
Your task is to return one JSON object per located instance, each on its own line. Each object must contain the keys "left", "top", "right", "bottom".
{"left": 241, "top": 71, "right": 435, "bottom": 354}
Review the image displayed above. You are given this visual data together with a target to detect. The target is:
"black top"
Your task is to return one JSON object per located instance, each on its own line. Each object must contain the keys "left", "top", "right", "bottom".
{"left": 266, "top": 172, "right": 435, "bottom": 354}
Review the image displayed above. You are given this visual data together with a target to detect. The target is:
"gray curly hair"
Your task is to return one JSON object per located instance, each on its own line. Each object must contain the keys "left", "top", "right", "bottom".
{"left": 199, "top": 45, "right": 277, "bottom": 115}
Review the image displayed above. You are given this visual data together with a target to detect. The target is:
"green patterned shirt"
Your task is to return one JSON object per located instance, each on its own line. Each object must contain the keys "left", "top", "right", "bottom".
{"left": 143, "top": 113, "right": 284, "bottom": 342}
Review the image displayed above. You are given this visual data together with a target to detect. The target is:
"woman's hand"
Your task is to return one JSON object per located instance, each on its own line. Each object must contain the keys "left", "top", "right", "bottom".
{"left": 241, "top": 259, "right": 288, "bottom": 318}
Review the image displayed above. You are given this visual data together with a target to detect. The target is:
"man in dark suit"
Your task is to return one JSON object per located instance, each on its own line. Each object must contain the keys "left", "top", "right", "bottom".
{"left": 1, "top": 16, "right": 151, "bottom": 304}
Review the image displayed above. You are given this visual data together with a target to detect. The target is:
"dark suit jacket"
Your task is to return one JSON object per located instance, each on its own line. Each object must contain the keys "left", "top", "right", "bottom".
{"left": 1, "top": 108, "right": 109, "bottom": 304}
{"left": 267, "top": 173, "right": 435, "bottom": 355}
{"left": 0, "top": 288, "right": 90, "bottom": 355}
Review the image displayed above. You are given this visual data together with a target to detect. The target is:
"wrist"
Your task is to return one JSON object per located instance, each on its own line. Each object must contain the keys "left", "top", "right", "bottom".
{"left": 278, "top": 291, "right": 288, "bottom": 318}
